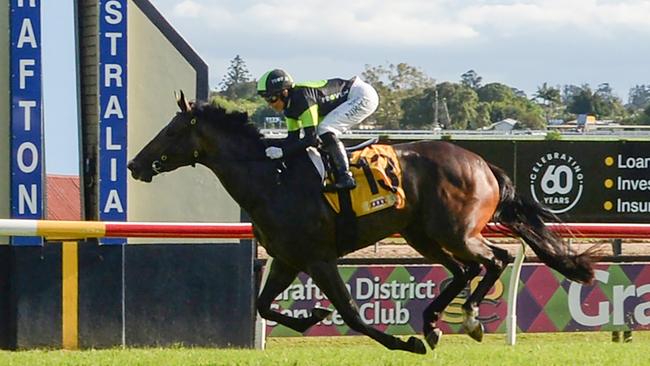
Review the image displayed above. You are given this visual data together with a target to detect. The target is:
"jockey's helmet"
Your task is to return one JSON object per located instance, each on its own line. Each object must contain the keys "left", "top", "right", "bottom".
{"left": 257, "top": 69, "right": 294, "bottom": 98}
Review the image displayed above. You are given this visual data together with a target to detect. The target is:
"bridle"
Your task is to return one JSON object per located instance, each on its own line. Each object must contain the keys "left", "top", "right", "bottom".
{"left": 148, "top": 113, "right": 284, "bottom": 185}
{"left": 151, "top": 116, "right": 200, "bottom": 174}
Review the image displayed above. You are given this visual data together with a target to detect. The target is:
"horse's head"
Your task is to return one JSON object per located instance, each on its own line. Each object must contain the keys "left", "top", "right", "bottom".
{"left": 128, "top": 91, "right": 202, "bottom": 182}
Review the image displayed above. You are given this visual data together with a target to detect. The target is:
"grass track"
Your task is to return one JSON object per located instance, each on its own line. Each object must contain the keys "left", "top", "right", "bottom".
{"left": 0, "top": 332, "right": 648, "bottom": 366}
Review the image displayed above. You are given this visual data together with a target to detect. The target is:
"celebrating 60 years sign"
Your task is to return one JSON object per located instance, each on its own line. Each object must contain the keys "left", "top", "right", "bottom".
{"left": 267, "top": 264, "right": 650, "bottom": 337}
{"left": 515, "top": 141, "right": 650, "bottom": 222}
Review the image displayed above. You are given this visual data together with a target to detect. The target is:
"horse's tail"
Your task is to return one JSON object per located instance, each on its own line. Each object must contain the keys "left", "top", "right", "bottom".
{"left": 488, "top": 163, "right": 595, "bottom": 284}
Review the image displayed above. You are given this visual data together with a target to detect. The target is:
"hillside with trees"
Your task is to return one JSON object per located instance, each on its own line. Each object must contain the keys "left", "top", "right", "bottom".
{"left": 211, "top": 56, "right": 650, "bottom": 130}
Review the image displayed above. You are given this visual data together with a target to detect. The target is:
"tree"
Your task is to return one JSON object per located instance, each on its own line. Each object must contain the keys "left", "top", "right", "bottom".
{"left": 210, "top": 94, "right": 263, "bottom": 121}
{"left": 400, "top": 88, "right": 436, "bottom": 129}
{"left": 628, "top": 85, "right": 650, "bottom": 110}
{"left": 477, "top": 82, "right": 513, "bottom": 103}
{"left": 219, "top": 55, "right": 255, "bottom": 99}
{"left": 436, "top": 82, "right": 480, "bottom": 129}
{"left": 476, "top": 82, "right": 545, "bottom": 129}
{"left": 566, "top": 84, "right": 596, "bottom": 115}
{"left": 534, "top": 82, "right": 562, "bottom": 120}
{"left": 460, "top": 70, "right": 482, "bottom": 90}
{"left": 534, "top": 83, "right": 561, "bottom": 106}
{"left": 639, "top": 104, "right": 650, "bottom": 124}
{"left": 594, "top": 83, "right": 625, "bottom": 118}
{"left": 362, "top": 63, "right": 434, "bottom": 129}
{"left": 565, "top": 84, "right": 625, "bottom": 119}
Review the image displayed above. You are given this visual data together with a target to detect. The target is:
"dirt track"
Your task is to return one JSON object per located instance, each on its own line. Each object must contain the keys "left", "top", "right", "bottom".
{"left": 257, "top": 238, "right": 650, "bottom": 260}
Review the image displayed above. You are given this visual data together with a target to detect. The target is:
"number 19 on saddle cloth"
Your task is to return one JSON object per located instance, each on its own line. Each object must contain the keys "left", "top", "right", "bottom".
{"left": 323, "top": 145, "right": 406, "bottom": 216}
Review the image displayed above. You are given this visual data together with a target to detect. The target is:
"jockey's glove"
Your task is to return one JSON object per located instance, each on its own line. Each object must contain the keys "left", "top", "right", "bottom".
{"left": 265, "top": 146, "right": 283, "bottom": 159}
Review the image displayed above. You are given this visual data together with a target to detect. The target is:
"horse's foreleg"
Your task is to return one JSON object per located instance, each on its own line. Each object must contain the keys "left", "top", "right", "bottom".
{"left": 461, "top": 242, "right": 513, "bottom": 342}
{"left": 257, "top": 259, "right": 332, "bottom": 333}
{"left": 306, "top": 260, "right": 426, "bottom": 355}
{"left": 422, "top": 261, "right": 480, "bottom": 349}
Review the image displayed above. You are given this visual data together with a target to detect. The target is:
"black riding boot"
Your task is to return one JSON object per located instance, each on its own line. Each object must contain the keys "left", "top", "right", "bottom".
{"left": 321, "top": 132, "right": 356, "bottom": 190}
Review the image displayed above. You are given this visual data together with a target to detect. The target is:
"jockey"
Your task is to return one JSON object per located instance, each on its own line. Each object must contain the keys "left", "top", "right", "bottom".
{"left": 257, "top": 69, "right": 379, "bottom": 190}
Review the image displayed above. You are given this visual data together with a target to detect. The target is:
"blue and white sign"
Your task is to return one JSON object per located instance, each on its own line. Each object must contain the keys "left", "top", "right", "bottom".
{"left": 99, "top": 0, "right": 127, "bottom": 245}
{"left": 10, "top": 0, "right": 44, "bottom": 246}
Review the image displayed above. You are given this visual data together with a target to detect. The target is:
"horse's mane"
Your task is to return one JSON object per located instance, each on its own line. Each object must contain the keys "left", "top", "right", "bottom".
{"left": 192, "top": 102, "right": 264, "bottom": 143}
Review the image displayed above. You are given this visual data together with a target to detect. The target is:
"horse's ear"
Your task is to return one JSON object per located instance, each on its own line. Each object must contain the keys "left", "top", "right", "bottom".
{"left": 175, "top": 90, "right": 191, "bottom": 112}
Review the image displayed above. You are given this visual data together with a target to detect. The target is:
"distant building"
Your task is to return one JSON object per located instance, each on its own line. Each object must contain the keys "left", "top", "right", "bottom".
{"left": 46, "top": 175, "right": 81, "bottom": 220}
{"left": 483, "top": 118, "right": 519, "bottom": 131}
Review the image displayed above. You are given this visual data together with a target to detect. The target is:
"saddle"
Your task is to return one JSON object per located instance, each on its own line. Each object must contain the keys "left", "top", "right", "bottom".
{"left": 303, "top": 139, "right": 406, "bottom": 250}
{"left": 320, "top": 141, "right": 406, "bottom": 217}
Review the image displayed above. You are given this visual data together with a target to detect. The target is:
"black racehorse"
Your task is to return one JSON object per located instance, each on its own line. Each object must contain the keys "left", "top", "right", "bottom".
{"left": 128, "top": 92, "right": 595, "bottom": 354}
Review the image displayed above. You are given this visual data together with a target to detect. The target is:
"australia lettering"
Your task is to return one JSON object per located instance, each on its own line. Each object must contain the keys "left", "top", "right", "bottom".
{"left": 99, "top": 0, "right": 127, "bottom": 220}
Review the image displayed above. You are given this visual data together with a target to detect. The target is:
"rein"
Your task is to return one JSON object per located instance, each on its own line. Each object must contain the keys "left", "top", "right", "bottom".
{"left": 150, "top": 115, "right": 281, "bottom": 178}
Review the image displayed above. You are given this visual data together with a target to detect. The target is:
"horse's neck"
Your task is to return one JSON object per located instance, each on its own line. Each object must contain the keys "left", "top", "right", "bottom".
{"left": 202, "top": 147, "right": 270, "bottom": 210}
{"left": 205, "top": 147, "right": 320, "bottom": 216}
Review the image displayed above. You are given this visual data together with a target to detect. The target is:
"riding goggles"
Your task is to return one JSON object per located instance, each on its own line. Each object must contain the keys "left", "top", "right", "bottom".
{"left": 264, "top": 95, "right": 280, "bottom": 103}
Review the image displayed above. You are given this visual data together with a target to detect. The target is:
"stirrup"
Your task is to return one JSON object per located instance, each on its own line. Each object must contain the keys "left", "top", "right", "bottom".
{"left": 322, "top": 175, "right": 356, "bottom": 192}
{"left": 334, "top": 174, "right": 356, "bottom": 190}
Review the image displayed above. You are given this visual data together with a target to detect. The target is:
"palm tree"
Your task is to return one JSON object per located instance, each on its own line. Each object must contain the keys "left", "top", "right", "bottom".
{"left": 534, "top": 82, "right": 561, "bottom": 121}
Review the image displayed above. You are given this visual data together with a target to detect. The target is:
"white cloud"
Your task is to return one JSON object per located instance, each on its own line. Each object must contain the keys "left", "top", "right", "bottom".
{"left": 152, "top": 0, "right": 650, "bottom": 96}
{"left": 170, "top": 0, "right": 479, "bottom": 46}
{"left": 459, "top": 0, "right": 650, "bottom": 36}
{"left": 167, "top": 0, "right": 650, "bottom": 46}
{"left": 172, "top": 0, "right": 202, "bottom": 18}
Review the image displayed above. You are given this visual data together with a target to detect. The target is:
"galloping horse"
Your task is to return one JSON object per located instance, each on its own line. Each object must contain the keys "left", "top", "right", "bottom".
{"left": 128, "top": 92, "right": 595, "bottom": 354}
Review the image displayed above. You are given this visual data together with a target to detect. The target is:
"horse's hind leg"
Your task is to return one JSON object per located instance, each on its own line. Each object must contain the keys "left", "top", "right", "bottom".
{"left": 422, "top": 260, "right": 480, "bottom": 349}
{"left": 257, "top": 259, "right": 332, "bottom": 333}
{"left": 306, "top": 260, "right": 427, "bottom": 354}
{"left": 402, "top": 230, "right": 480, "bottom": 350}
{"left": 459, "top": 238, "right": 513, "bottom": 342}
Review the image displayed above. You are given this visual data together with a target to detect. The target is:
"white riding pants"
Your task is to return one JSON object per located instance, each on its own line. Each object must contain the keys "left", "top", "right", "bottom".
{"left": 318, "top": 77, "right": 379, "bottom": 136}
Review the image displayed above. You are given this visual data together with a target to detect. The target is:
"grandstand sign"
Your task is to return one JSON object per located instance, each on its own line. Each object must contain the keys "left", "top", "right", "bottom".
{"left": 267, "top": 263, "right": 650, "bottom": 337}
{"left": 99, "top": 0, "right": 127, "bottom": 244}
{"left": 10, "top": 0, "right": 44, "bottom": 245}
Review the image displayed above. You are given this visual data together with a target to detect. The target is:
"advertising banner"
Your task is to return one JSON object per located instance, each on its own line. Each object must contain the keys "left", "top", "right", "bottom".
{"left": 10, "top": 0, "right": 44, "bottom": 245}
{"left": 267, "top": 263, "right": 650, "bottom": 336}
{"left": 99, "top": 0, "right": 127, "bottom": 244}
{"left": 515, "top": 141, "right": 650, "bottom": 222}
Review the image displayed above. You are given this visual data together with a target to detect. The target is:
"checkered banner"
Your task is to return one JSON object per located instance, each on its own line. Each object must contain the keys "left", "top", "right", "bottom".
{"left": 267, "top": 263, "right": 650, "bottom": 336}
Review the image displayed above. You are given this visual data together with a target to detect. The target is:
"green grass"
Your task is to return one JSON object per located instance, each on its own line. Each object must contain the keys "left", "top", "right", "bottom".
{"left": 0, "top": 332, "right": 648, "bottom": 366}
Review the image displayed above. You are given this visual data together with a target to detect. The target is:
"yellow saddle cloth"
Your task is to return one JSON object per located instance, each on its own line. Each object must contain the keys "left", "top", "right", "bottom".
{"left": 324, "top": 144, "right": 406, "bottom": 216}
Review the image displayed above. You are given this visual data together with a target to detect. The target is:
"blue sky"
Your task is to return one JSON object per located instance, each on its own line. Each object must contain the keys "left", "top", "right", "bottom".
{"left": 42, "top": 1, "right": 78, "bottom": 175}
{"left": 41, "top": 0, "right": 650, "bottom": 175}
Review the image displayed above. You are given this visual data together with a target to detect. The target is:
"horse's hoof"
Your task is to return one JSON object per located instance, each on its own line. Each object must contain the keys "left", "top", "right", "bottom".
{"left": 406, "top": 336, "right": 427, "bottom": 355}
{"left": 311, "top": 307, "right": 333, "bottom": 321}
{"left": 466, "top": 322, "right": 484, "bottom": 342}
{"left": 425, "top": 328, "right": 442, "bottom": 350}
